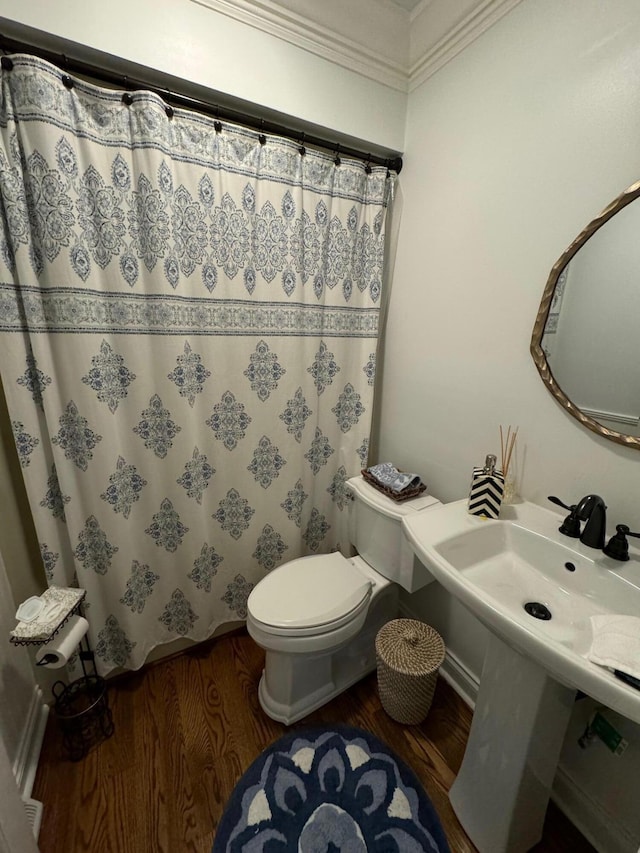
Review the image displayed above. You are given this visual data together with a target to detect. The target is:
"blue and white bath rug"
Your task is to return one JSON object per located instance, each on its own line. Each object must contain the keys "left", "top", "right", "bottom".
{"left": 213, "top": 724, "right": 451, "bottom": 852}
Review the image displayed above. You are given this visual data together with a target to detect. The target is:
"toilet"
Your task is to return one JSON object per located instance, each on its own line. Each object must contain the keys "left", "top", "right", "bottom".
{"left": 246, "top": 475, "right": 442, "bottom": 724}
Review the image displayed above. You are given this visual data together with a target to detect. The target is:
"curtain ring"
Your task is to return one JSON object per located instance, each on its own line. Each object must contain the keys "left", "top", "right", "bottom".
{"left": 334, "top": 144, "right": 341, "bottom": 167}
{"left": 214, "top": 106, "right": 222, "bottom": 134}
{"left": 122, "top": 91, "right": 134, "bottom": 106}
{"left": 364, "top": 155, "right": 372, "bottom": 175}
{"left": 161, "top": 89, "right": 174, "bottom": 119}
{"left": 258, "top": 119, "right": 266, "bottom": 146}
{"left": 0, "top": 56, "right": 13, "bottom": 71}
{"left": 298, "top": 132, "right": 306, "bottom": 157}
{"left": 60, "top": 54, "right": 73, "bottom": 89}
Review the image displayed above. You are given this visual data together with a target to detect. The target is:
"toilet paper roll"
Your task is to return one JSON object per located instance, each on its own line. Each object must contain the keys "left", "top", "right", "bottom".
{"left": 35, "top": 615, "right": 89, "bottom": 668}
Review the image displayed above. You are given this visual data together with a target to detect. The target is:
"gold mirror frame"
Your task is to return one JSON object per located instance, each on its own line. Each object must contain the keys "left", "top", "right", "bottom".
{"left": 530, "top": 179, "right": 640, "bottom": 449}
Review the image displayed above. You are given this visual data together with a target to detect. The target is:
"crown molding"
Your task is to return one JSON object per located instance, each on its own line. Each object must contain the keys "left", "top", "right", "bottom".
{"left": 190, "top": 0, "right": 524, "bottom": 95}
{"left": 409, "top": 0, "right": 525, "bottom": 90}
{"left": 190, "top": 0, "right": 409, "bottom": 92}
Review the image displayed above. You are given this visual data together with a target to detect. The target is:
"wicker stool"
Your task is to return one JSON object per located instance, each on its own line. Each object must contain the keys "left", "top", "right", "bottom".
{"left": 375, "top": 619, "right": 445, "bottom": 724}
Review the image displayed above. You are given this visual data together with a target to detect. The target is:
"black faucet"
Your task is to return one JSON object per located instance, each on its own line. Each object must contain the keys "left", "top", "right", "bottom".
{"left": 548, "top": 494, "right": 607, "bottom": 549}
{"left": 575, "top": 494, "right": 607, "bottom": 549}
{"left": 604, "top": 524, "right": 640, "bottom": 561}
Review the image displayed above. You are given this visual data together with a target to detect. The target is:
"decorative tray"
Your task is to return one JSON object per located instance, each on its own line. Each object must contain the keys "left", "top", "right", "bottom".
{"left": 361, "top": 469, "right": 427, "bottom": 503}
{"left": 10, "top": 587, "right": 86, "bottom": 646}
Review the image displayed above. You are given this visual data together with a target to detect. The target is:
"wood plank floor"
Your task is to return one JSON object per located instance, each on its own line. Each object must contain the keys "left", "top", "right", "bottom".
{"left": 32, "top": 630, "right": 596, "bottom": 852}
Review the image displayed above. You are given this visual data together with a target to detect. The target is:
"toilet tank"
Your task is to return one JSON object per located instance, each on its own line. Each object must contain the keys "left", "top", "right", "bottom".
{"left": 345, "top": 476, "right": 441, "bottom": 593}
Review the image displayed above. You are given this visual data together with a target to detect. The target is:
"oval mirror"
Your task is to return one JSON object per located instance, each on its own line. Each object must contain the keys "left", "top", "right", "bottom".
{"left": 531, "top": 179, "right": 640, "bottom": 448}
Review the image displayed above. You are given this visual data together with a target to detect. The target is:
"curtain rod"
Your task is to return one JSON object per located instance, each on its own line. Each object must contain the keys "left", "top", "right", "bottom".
{"left": 0, "top": 33, "right": 403, "bottom": 174}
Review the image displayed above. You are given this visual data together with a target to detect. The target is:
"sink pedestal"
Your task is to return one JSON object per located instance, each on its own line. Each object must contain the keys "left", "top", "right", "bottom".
{"left": 449, "top": 634, "right": 575, "bottom": 853}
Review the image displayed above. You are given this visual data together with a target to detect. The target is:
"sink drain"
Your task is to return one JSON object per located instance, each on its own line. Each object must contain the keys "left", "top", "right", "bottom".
{"left": 524, "top": 601, "right": 552, "bottom": 621}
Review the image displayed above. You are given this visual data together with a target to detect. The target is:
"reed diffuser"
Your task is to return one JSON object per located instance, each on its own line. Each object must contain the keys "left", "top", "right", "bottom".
{"left": 499, "top": 425, "right": 518, "bottom": 503}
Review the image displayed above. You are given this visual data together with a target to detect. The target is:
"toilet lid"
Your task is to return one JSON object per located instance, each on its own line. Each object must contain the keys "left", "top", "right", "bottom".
{"left": 248, "top": 552, "right": 372, "bottom": 630}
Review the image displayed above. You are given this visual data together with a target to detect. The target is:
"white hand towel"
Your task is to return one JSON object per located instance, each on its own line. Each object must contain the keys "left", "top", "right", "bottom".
{"left": 588, "top": 614, "right": 640, "bottom": 680}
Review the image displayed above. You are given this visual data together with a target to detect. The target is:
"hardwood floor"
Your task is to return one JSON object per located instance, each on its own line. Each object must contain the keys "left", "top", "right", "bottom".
{"left": 32, "top": 630, "right": 596, "bottom": 852}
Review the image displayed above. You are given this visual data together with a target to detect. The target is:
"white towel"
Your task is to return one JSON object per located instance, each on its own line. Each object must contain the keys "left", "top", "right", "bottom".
{"left": 588, "top": 614, "right": 640, "bottom": 680}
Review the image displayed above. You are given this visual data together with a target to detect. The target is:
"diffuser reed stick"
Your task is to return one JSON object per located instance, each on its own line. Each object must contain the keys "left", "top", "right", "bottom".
{"left": 499, "top": 425, "right": 518, "bottom": 480}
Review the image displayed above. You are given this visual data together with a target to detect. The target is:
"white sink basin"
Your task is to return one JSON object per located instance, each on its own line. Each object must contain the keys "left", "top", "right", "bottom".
{"left": 403, "top": 498, "right": 640, "bottom": 725}
{"left": 403, "top": 497, "right": 640, "bottom": 852}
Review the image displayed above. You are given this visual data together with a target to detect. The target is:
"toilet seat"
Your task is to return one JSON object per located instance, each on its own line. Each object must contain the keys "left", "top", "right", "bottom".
{"left": 247, "top": 552, "right": 373, "bottom": 637}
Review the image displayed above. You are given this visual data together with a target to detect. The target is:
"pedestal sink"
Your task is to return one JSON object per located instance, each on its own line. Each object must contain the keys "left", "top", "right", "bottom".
{"left": 402, "top": 499, "right": 640, "bottom": 853}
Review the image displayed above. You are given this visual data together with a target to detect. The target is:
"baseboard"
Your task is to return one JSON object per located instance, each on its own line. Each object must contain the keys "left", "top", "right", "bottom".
{"left": 12, "top": 685, "right": 49, "bottom": 799}
{"left": 551, "top": 767, "right": 637, "bottom": 853}
{"left": 438, "top": 650, "right": 479, "bottom": 710}
{"left": 398, "top": 600, "right": 632, "bottom": 853}
{"left": 398, "top": 599, "right": 480, "bottom": 709}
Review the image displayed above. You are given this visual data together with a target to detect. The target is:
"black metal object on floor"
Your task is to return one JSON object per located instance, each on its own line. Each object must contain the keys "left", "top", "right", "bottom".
{"left": 51, "top": 631, "right": 115, "bottom": 761}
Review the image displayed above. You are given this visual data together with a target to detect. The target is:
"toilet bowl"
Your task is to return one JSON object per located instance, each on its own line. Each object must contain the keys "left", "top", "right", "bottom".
{"left": 248, "top": 551, "right": 379, "bottom": 653}
{"left": 246, "top": 476, "right": 442, "bottom": 724}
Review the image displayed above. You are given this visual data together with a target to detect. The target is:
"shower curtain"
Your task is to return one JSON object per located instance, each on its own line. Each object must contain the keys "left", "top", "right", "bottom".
{"left": 0, "top": 54, "right": 396, "bottom": 674}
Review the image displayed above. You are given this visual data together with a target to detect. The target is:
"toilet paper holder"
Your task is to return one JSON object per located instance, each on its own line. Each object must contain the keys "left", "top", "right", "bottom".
{"left": 10, "top": 588, "right": 114, "bottom": 760}
{"left": 11, "top": 589, "right": 96, "bottom": 678}
{"left": 36, "top": 616, "right": 90, "bottom": 669}
{"left": 51, "top": 672, "right": 114, "bottom": 761}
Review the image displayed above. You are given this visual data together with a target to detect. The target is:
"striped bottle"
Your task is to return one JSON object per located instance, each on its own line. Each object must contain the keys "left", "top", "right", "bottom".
{"left": 468, "top": 454, "right": 504, "bottom": 519}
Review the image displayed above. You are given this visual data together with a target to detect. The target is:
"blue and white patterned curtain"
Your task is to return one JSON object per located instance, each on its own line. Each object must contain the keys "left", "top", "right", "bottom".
{"left": 0, "top": 54, "right": 395, "bottom": 674}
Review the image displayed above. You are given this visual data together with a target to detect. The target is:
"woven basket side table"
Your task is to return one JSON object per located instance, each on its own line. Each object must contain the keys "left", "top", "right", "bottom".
{"left": 375, "top": 618, "right": 445, "bottom": 725}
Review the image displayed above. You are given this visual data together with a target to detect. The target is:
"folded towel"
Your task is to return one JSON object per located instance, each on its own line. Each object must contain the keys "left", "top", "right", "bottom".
{"left": 366, "top": 462, "right": 423, "bottom": 494}
{"left": 588, "top": 614, "right": 640, "bottom": 681}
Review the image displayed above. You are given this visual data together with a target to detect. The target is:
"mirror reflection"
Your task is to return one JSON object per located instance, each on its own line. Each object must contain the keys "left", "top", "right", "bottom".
{"left": 531, "top": 180, "right": 640, "bottom": 447}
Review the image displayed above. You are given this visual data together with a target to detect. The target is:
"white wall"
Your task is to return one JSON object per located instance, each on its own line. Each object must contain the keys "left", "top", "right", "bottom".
{"left": 0, "top": 549, "right": 44, "bottom": 853}
{"left": 379, "top": 0, "right": 640, "bottom": 849}
{"left": 0, "top": 733, "right": 38, "bottom": 853}
{"left": 0, "top": 551, "right": 38, "bottom": 776}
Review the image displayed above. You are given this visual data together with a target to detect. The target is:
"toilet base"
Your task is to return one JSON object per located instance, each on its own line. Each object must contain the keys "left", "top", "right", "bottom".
{"left": 256, "top": 584, "right": 398, "bottom": 724}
